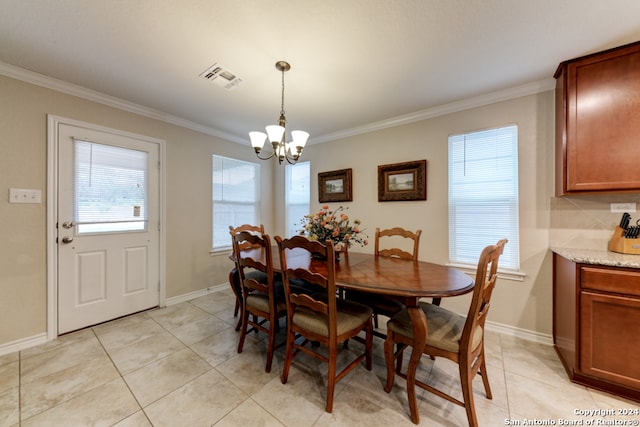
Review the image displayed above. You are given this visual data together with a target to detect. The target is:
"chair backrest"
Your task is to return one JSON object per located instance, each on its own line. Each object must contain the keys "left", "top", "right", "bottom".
{"left": 275, "top": 235, "right": 338, "bottom": 336}
{"left": 374, "top": 227, "right": 422, "bottom": 260}
{"left": 229, "top": 224, "right": 265, "bottom": 253}
{"left": 461, "top": 239, "right": 508, "bottom": 352}
{"left": 231, "top": 230, "right": 274, "bottom": 296}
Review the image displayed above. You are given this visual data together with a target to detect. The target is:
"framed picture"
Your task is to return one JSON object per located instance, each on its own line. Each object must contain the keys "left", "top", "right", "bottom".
{"left": 378, "top": 160, "right": 427, "bottom": 202}
{"left": 318, "top": 168, "right": 353, "bottom": 203}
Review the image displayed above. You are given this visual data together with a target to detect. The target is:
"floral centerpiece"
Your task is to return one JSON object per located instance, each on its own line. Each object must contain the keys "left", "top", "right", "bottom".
{"left": 298, "top": 205, "right": 368, "bottom": 255}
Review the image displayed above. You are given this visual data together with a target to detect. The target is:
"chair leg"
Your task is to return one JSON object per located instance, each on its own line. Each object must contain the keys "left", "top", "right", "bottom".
{"left": 383, "top": 331, "right": 395, "bottom": 393}
{"left": 281, "top": 325, "right": 295, "bottom": 384}
{"left": 265, "top": 313, "right": 280, "bottom": 373}
{"left": 325, "top": 342, "right": 337, "bottom": 413}
{"left": 365, "top": 319, "right": 373, "bottom": 370}
{"left": 460, "top": 358, "right": 479, "bottom": 427}
{"left": 479, "top": 353, "right": 493, "bottom": 399}
{"left": 237, "top": 305, "right": 250, "bottom": 354}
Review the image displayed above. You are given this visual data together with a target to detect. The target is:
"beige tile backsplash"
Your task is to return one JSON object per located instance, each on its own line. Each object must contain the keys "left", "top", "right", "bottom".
{"left": 550, "top": 194, "right": 640, "bottom": 250}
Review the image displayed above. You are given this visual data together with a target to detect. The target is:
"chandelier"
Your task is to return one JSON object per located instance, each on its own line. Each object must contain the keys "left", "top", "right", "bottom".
{"left": 249, "top": 61, "right": 309, "bottom": 164}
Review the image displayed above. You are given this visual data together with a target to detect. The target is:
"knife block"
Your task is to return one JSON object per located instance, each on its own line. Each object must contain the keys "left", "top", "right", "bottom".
{"left": 608, "top": 226, "right": 640, "bottom": 255}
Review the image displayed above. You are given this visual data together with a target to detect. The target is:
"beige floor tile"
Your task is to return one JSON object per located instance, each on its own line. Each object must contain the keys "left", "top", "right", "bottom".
{"left": 190, "top": 326, "right": 258, "bottom": 367}
{"left": 505, "top": 370, "right": 596, "bottom": 420}
{"left": 112, "top": 410, "right": 152, "bottom": 427}
{"left": 20, "top": 352, "right": 120, "bottom": 420}
{"left": 0, "top": 387, "right": 19, "bottom": 427}
{"left": 190, "top": 292, "right": 238, "bottom": 316}
{"left": 19, "top": 329, "right": 95, "bottom": 360}
{"left": 94, "top": 317, "right": 164, "bottom": 352}
{"left": 217, "top": 341, "right": 284, "bottom": 395}
{"left": 168, "top": 314, "right": 232, "bottom": 345}
{"left": 251, "top": 359, "right": 348, "bottom": 427}
{"left": 0, "top": 352, "right": 18, "bottom": 367}
{"left": 147, "top": 302, "right": 212, "bottom": 330}
{"left": 0, "top": 361, "right": 18, "bottom": 394}
{"left": 144, "top": 369, "right": 247, "bottom": 427}
{"left": 107, "top": 330, "right": 186, "bottom": 375}
{"left": 21, "top": 378, "right": 140, "bottom": 427}
{"left": 20, "top": 336, "right": 106, "bottom": 384}
{"left": 124, "top": 348, "right": 212, "bottom": 407}
{"left": 500, "top": 335, "right": 569, "bottom": 387}
{"left": 91, "top": 311, "right": 151, "bottom": 335}
{"left": 215, "top": 398, "right": 285, "bottom": 427}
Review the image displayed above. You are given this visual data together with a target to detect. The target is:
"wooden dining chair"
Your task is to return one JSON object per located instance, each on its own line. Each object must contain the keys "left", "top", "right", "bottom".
{"left": 228, "top": 224, "right": 265, "bottom": 329}
{"left": 232, "top": 230, "right": 286, "bottom": 373}
{"left": 383, "top": 239, "right": 507, "bottom": 426}
{"left": 346, "top": 227, "right": 423, "bottom": 332}
{"left": 275, "top": 235, "right": 374, "bottom": 413}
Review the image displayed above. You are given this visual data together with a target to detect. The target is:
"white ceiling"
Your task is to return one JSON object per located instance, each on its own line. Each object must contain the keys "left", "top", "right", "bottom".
{"left": 2, "top": 0, "right": 640, "bottom": 145}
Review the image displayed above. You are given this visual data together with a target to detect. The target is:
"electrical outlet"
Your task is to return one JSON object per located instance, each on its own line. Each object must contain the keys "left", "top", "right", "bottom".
{"left": 611, "top": 202, "right": 637, "bottom": 213}
{"left": 9, "top": 188, "right": 42, "bottom": 204}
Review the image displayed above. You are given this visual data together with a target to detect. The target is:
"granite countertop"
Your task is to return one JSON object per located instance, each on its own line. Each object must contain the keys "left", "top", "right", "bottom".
{"left": 551, "top": 247, "right": 640, "bottom": 269}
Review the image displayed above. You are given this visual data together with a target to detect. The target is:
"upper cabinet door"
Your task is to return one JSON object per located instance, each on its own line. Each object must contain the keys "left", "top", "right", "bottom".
{"left": 555, "top": 41, "right": 640, "bottom": 195}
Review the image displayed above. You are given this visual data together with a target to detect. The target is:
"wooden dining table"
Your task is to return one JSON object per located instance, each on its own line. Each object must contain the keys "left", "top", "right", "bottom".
{"left": 229, "top": 247, "right": 475, "bottom": 420}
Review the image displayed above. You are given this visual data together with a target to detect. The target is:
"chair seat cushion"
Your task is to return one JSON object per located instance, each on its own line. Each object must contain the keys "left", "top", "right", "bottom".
{"left": 387, "top": 302, "right": 483, "bottom": 353}
{"left": 245, "top": 281, "right": 286, "bottom": 313}
{"left": 344, "top": 290, "right": 405, "bottom": 317}
{"left": 292, "top": 299, "right": 372, "bottom": 337}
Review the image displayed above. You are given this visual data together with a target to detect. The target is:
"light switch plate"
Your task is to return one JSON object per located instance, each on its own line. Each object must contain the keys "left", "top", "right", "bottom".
{"left": 9, "top": 188, "right": 42, "bottom": 204}
{"left": 611, "top": 202, "right": 637, "bottom": 213}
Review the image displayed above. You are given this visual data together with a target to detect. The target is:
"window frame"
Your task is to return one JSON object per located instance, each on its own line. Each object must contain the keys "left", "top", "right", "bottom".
{"left": 212, "top": 155, "right": 260, "bottom": 251}
{"left": 447, "top": 124, "right": 522, "bottom": 278}
{"left": 285, "top": 161, "right": 310, "bottom": 237}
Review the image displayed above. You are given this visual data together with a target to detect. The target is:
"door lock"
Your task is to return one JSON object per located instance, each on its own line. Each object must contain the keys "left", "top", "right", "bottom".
{"left": 61, "top": 236, "right": 74, "bottom": 244}
{"left": 62, "top": 221, "right": 75, "bottom": 229}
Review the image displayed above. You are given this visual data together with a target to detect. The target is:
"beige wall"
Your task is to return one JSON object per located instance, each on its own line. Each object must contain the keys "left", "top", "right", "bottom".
{"left": 279, "top": 91, "right": 557, "bottom": 335}
{"left": 1, "top": 71, "right": 581, "bottom": 349}
{"left": 0, "top": 75, "right": 274, "bottom": 346}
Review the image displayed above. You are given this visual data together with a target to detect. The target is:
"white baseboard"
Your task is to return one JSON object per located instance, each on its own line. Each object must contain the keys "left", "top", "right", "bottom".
{"left": 485, "top": 320, "right": 554, "bottom": 345}
{"left": 0, "top": 333, "right": 48, "bottom": 357}
{"left": 165, "top": 283, "right": 229, "bottom": 306}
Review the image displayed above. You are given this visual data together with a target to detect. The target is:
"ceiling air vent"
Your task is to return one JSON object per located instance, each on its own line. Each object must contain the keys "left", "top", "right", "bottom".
{"left": 200, "top": 63, "right": 243, "bottom": 90}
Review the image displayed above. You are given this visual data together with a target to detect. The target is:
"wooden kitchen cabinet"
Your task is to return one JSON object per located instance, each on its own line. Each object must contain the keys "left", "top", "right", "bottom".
{"left": 555, "top": 41, "right": 640, "bottom": 195}
{"left": 553, "top": 253, "right": 640, "bottom": 402}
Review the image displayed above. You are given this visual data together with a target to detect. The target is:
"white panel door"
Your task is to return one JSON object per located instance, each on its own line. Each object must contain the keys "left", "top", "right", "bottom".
{"left": 57, "top": 123, "right": 160, "bottom": 334}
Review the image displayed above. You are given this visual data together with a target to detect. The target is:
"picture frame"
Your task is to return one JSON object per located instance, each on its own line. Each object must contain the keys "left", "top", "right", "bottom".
{"left": 318, "top": 168, "right": 353, "bottom": 203}
{"left": 378, "top": 160, "right": 427, "bottom": 202}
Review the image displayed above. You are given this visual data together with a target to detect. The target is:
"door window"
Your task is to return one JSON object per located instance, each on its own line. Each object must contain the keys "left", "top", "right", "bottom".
{"left": 74, "top": 139, "right": 148, "bottom": 234}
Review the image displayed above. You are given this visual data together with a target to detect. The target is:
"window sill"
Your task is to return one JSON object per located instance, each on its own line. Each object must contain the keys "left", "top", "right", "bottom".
{"left": 446, "top": 263, "right": 525, "bottom": 282}
{"left": 210, "top": 247, "right": 232, "bottom": 257}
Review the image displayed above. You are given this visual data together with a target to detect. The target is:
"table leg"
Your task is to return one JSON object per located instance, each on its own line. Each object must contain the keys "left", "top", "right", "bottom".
{"left": 406, "top": 302, "right": 427, "bottom": 424}
{"left": 228, "top": 267, "right": 243, "bottom": 331}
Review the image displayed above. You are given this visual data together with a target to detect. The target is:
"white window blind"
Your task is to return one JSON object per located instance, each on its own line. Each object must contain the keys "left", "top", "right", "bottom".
{"left": 448, "top": 125, "right": 520, "bottom": 270}
{"left": 285, "top": 161, "right": 310, "bottom": 237}
{"left": 74, "top": 140, "right": 147, "bottom": 234}
{"left": 212, "top": 155, "right": 260, "bottom": 250}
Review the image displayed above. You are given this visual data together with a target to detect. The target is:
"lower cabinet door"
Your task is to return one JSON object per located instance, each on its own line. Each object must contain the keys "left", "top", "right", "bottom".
{"left": 580, "top": 290, "right": 640, "bottom": 390}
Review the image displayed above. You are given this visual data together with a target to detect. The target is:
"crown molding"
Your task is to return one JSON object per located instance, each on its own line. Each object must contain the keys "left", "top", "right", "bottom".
{"left": 0, "top": 61, "right": 245, "bottom": 144}
{"left": 312, "top": 78, "right": 556, "bottom": 144}
{"left": 2, "top": 61, "right": 554, "bottom": 146}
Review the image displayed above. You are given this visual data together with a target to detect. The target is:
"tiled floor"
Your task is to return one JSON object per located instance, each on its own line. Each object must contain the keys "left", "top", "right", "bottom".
{"left": 1, "top": 288, "right": 639, "bottom": 426}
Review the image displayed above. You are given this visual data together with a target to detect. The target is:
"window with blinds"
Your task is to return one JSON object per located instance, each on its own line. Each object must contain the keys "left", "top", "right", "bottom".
{"left": 448, "top": 125, "right": 520, "bottom": 270}
{"left": 285, "top": 161, "right": 310, "bottom": 237}
{"left": 74, "top": 140, "right": 148, "bottom": 234}
{"left": 212, "top": 155, "right": 260, "bottom": 250}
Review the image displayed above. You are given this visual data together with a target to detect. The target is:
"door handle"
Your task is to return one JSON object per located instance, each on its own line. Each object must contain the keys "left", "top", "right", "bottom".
{"left": 61, "top": 236, "right": 74, "bottom": 244}
{"left": 62, "top": 221, "right": 75, "bottom": 229}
